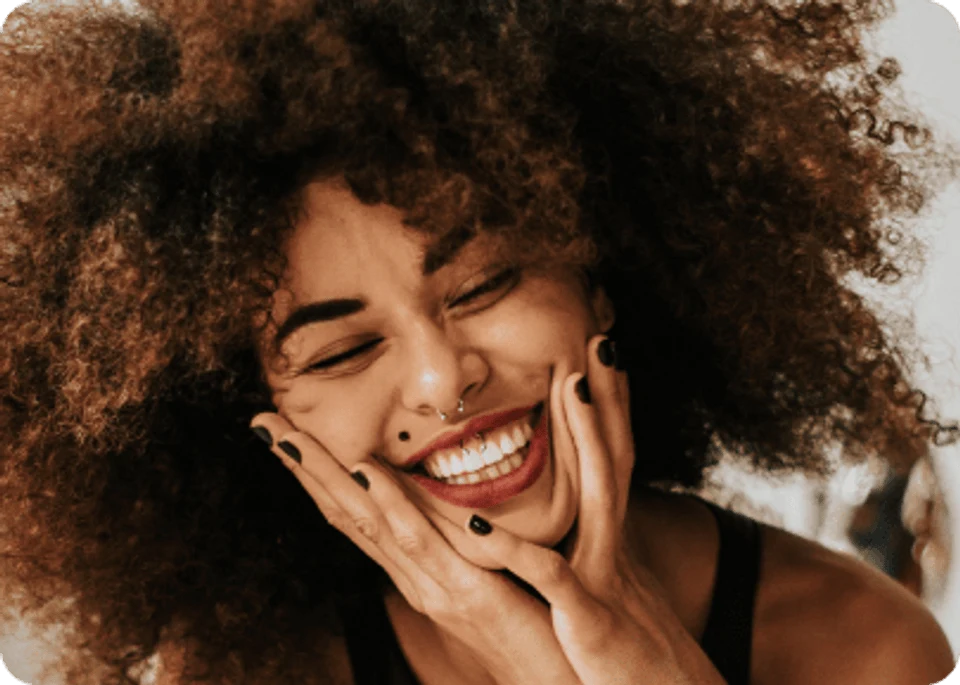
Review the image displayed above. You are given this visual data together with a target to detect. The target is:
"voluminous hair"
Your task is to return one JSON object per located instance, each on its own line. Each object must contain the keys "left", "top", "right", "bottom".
{"left": 0, "top": 0, "right": 955, "bottom": 682}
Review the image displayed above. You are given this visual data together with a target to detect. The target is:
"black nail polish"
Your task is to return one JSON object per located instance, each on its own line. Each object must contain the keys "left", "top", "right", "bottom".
{"left": 597, "top": 338, "right": 617, "bottom": 367}
{"left": 351, "top": 470, "right": 370, "bottom": 490}
{"left": 469, "top": 515, "right": 492, "bottom": 535}
{"left": 251, "top": 426, "right": 273, "bottom": 447}
{"left": 278, "top": 440, "right": 301, "bottom": 464}
{"left": 575, "top": 376, "right": 591, "bottom": 404}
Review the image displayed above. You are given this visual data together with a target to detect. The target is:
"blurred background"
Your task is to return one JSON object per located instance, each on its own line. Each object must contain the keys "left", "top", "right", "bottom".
{"left": 697, "top": 0, "right": 960, "bottom": 652}
{"left": 1, "top": 0, "right": 959, "bottom": 682}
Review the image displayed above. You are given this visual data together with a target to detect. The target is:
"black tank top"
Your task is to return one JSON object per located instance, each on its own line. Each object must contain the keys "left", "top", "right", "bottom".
{"left": 335, "top": 497, "right": 763, "bottom": 685}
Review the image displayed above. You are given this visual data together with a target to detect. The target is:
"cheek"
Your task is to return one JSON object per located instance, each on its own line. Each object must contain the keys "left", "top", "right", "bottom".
{"left": 486, "top": 284, "right": 596, "bottom": 357}
{"left": 272, "top": 383, "right": 377, "bottom": 468}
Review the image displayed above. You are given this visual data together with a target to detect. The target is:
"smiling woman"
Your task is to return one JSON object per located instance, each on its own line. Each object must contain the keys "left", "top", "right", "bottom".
{"left": 0, "top": 1, "right": 957, "bottom": 684}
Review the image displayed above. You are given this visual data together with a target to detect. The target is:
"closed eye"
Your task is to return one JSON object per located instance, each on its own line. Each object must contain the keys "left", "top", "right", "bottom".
{"left": 305, "top": 338, "right": 383, "bottom": 372}
{"left": 449, "top": 268, "right": 520, "bottom": 308}
{"left": 301, "top": 268, "right": 520, "bottom": 376}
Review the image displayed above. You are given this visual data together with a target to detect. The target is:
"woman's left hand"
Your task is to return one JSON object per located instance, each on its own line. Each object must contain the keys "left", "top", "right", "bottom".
{"left": 469, "top": 335, "right": 727, "bottom": 685}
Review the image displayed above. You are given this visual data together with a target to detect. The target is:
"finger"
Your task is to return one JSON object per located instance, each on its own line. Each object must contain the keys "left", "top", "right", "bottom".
{"left": 352, "top": 461, "right": 493, "bottom": 601}
{"left": 563, "top": 371, "right": 620, "bottom": 578}
{"left": 464, "top": 515, "right": 614, "bottom": 647}
{"left": 253, "top": 412, "right": 384, "bottom": 538}
{"left": 250, "top": 413, "right": 423, "bottom": 608}
{"left": 588, "top": 335, "right": 635, "bottom": 523}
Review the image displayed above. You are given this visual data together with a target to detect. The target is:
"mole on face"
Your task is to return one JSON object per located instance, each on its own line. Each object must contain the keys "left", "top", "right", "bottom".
{"left": 399, "top": 431, "right": 410, "bottom": 442}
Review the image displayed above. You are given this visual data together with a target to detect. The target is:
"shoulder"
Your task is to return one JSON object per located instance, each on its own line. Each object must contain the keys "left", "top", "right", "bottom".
{"left": 629, "top": 488, "right": 956, "bottom": 685}
{"left": 753, "top": 523, "right": 956, "bottom": 685}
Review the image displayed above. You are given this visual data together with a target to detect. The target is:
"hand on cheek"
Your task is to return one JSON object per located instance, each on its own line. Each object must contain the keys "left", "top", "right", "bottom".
{"left": 250, "top": 412, "right": 583, "bottom": 684}
{"left": 461, "top": 338, "right": 723, "bottom": 685}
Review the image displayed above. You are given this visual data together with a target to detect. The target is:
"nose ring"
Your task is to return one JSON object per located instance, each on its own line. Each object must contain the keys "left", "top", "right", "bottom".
{"left": 437, "top": 398, "right": 465, "bottom": 422}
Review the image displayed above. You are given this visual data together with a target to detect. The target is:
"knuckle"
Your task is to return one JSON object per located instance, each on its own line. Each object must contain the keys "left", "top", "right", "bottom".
{"left": 323, "top": 511, "right": 349, "bottom": 532}
{"left": 419, "top": 593, "right": 451, "bottom": 620}
{"left": 352, "top": 516, "right": 380, "bottom": 542}
{"left": 394, "top": 530, "right": 428, "bottom": 556}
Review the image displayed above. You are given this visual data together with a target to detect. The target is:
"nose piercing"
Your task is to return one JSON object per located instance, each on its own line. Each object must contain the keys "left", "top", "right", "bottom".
{"left": 437, "top": 398, "right": 465, "bottom": 422}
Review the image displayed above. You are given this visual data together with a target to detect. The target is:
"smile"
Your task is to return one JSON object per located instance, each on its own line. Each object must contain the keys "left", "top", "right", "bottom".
{"left": 407, "top": 403, "right": 549, "bottom": 509}
{"left": 413, "top": 407, "right": 540, "bottom": 484}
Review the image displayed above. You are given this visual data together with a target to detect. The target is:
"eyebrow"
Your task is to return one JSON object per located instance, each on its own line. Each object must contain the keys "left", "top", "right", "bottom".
{"left": 273, "top": 226, "right": 478, "bottom": 347}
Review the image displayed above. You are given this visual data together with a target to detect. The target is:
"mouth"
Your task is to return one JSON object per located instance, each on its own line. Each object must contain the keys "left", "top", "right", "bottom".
{"left": 405, "top": 402, "right": 549, "bottom": 509}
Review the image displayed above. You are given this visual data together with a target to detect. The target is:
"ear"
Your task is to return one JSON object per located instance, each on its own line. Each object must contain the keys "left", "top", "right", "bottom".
{"left": 589, "top": 283, "right": 616, "bottom": 334}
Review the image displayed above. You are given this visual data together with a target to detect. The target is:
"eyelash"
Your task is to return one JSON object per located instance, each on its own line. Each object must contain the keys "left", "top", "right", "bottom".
{"left": 304, "top": 268, "right": 520, "bottom": 373}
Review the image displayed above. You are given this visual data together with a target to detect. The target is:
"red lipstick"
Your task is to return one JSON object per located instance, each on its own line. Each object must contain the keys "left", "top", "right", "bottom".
{"left": 400, "top": 403, "right": 540, "bottom": 470}
{"left": 407, "top": 405, "right": 549, "bottom": 509}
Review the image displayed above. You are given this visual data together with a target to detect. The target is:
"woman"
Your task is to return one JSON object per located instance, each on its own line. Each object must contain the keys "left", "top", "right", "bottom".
{"left": 0, "top": 0, "right": 955, "bottom": 683}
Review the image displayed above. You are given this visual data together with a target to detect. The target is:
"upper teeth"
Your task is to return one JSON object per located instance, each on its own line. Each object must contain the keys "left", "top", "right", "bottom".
{"left": 423, "top": 418, "right": 534, "bottom": 479}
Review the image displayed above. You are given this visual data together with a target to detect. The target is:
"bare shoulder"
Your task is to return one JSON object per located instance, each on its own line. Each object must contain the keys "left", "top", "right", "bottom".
{"left": 629, "top": 488, "right": 955, "bottom": 685}
{"left": 753, "top": 524, "right": 956, "bottom": 685}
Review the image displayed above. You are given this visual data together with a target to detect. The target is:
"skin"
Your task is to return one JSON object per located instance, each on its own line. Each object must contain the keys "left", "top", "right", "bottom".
{"left": 237, "top": 178, "right": 957, "bottom": 685}
{"left": 259, "top": 178, "right": 615, "bottom": 554}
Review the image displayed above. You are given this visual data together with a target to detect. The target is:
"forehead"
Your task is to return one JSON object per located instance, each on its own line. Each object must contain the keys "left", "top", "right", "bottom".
{"left": 281, "top": 179, "right": 428, "bottom": 298}
{"left": 269, "top": 180, "right": 518, "bottom": 341}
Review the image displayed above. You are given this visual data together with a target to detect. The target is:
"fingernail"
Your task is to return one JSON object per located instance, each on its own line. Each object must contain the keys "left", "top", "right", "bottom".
{"left": 251, "top": 425, "right": 273, "bottom": 446}
{"left": 575, "top": 376, "right": 591, "bottom": 404}
{"left": 278, "top": 440, "right": 301, "bottom": 464}
{"left": 469, "top": 514, "right": 492, "bottom": 535}
{"left": 597, "top": 338, "right": 617, "bottom": 367}
{"left": 351, "top": 470, "right": 370, "bottom": 491}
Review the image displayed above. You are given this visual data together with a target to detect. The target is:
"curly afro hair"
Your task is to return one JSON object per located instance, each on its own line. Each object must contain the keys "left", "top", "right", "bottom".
{"left": 0, "top": 0, "right": 956, "bottom": 682}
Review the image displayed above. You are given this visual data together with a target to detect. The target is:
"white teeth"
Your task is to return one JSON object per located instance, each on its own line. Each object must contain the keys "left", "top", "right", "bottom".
{"left": 498, "top": 433, "right": 516, "bottom": 456}
{"left": 420, "top": 411, "right": 539, "bottom": 481}
{"left": 481, "top": 440, "right": 503, "bottom": 464}
{"left": 438, "top": 443, "right": 530, "bottom": 485}
{"left": 464, "top": 447, "right": 484, "bottom": 472}
{"left": 437, "top": 453, "right": 452, "bottom": 477}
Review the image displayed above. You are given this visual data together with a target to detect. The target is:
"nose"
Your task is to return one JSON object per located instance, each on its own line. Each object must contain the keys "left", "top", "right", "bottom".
{"left": 400, "top": 319, "right": 486, "bottom": 417}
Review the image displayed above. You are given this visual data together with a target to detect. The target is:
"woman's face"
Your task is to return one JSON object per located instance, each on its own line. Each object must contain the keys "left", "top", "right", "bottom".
{"left": 260, "top": 179, "right": 615, "bottom": 548}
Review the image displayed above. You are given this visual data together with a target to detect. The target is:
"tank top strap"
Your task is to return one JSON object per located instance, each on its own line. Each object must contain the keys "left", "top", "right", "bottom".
{"left": 695, "top": 496, "right": 764, "bottom": 685}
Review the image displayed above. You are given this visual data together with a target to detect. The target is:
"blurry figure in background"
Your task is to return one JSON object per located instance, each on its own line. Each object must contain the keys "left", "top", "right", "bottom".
{"left": 701, "top": 450, "right": 951, "bottom": 599}
{"left": 901, "top": 455, "right": 953, "bottom": 602}
{"left": 846, "top": 471, "right": 917, "bottom": 586}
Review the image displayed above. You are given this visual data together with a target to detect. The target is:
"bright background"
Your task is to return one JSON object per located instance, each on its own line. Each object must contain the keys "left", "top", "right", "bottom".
{"left": 1, "top": 0, "right": 960, "bottom": 682}
{"left": 704, "top": 0, "right": 960, "bottom": 650}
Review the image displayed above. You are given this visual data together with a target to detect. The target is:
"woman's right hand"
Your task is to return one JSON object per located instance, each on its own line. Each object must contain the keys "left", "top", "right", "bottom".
{"left": 250, "top": 413, "right": 582, "bottom": 685}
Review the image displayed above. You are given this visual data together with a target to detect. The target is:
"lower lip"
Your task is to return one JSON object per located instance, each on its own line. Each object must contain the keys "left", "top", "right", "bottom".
{"left": 409, "top": 406, "right": 549, "bottom": 509}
